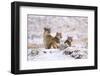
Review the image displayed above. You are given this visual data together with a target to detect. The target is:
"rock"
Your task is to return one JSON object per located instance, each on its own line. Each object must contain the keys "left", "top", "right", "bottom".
{"left": 43, "top": 51, "right": 47, "bottom": 53}
{"left": 63, "top": 51, "right": 73, "bottom": 55}
{"left": 74, "top": 54, "right": 83, "bottom": 59}
{"left": 31, "top": 49, "right": 39, "bottom": 56}
{"left": 70, "top": 50, "right": 87, "bottom": 59}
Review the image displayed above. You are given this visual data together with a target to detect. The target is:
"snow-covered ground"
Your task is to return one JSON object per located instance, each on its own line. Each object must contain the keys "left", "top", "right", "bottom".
{"left": 27, "top": 47, "right": 87, "bottom": 61}
{"left": 27, "top": 48, "right": 74, "bottom": 61}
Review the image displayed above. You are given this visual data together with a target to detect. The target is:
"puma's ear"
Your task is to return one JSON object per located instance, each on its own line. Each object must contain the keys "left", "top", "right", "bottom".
{"left": 44, "top": 27, "right": 46, "bottom": 30}
{"left": 56, "top": 32, "right": 59, "bottom": 34}
{"left": 48, "top": 28, "right": 51, "bottom": 33}
{"left": 60, "top": 33, "right": 62, "bottom": 38}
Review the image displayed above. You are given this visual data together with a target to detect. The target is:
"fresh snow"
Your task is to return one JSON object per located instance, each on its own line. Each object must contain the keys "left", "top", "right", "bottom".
{"left": 27, "top": 47, "right": 87, "bottom": 61}
{"left": 28, "top": 48, "right": 75, "bottom": 61}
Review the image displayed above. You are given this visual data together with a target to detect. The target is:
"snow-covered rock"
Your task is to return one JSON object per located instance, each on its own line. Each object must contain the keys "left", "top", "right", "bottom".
{"left": 28, "top": 46, "right": 87, "bottom": 61}
{"left": 63, "top": 47, "right": 88, "bottom": 59}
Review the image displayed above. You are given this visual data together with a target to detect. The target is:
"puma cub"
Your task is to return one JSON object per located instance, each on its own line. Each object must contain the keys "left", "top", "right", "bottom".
{"left": 64, "top": 36, "right": 73, "bottom": 47}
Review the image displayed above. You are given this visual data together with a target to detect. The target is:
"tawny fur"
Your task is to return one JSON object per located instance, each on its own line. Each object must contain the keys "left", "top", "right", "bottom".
{"left": 43, "top": 27, "right": 62, "bottom": 49}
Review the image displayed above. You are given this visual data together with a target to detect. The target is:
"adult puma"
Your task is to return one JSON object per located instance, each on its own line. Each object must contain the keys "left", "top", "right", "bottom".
{"left": 43, "top": 27, "right": 62, "bottom": 49}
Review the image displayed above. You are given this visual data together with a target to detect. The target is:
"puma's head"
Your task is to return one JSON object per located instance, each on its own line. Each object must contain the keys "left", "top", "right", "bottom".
{"left": 55, "top": 32, "right": 62, "bottom": 39}
{"left": 67, "top": 36, "right": 73, "bottom": 42}
{"left": 44, "top": 27, "right": 51, "bottom": 33}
